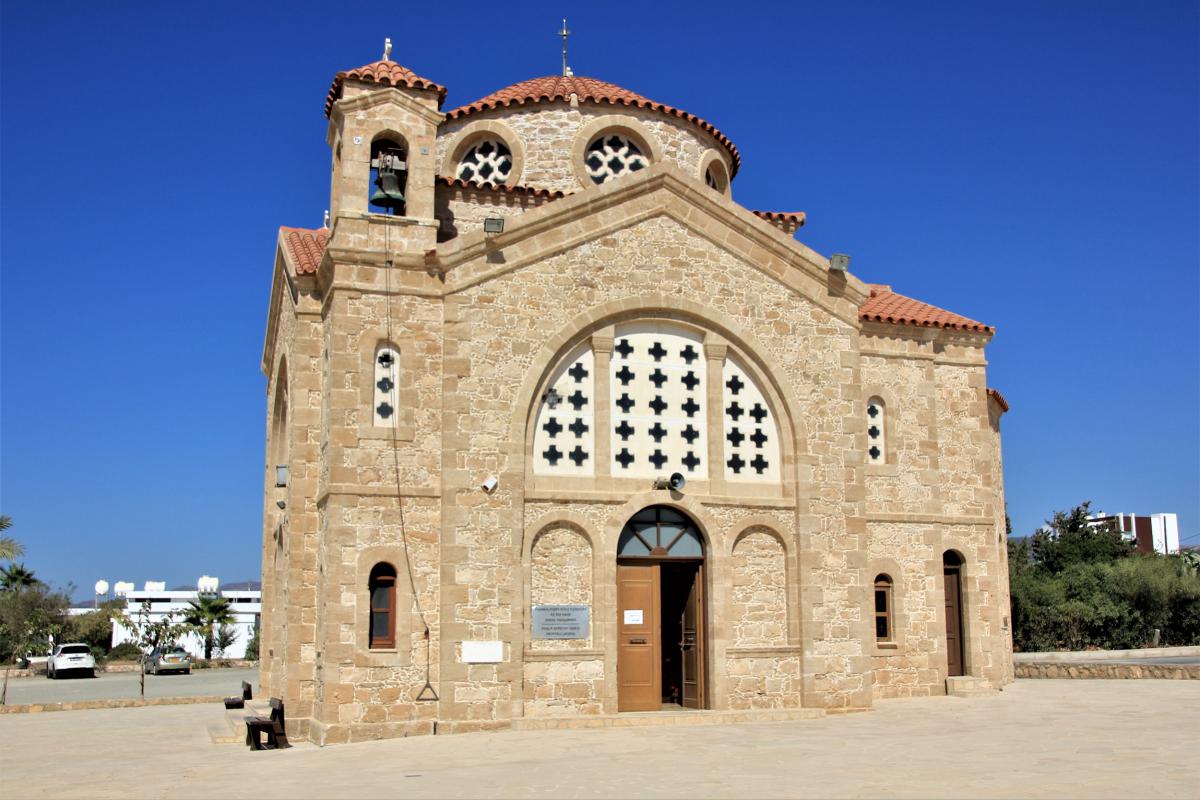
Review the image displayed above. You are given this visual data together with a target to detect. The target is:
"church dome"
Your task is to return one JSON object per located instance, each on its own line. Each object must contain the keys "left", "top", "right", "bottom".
{"left": 445, "top": 75, "right": 741, "bottom": 176}
{"left": 325, "top": 59, "right": 448, "bottom": 117}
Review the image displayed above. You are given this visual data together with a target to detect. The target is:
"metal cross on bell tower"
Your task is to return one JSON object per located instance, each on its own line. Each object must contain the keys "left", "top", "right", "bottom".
{"left": 558, "top": 19, "right": 572, "bottom": 77}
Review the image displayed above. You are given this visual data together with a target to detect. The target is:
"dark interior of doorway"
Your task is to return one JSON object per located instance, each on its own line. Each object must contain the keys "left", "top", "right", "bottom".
{"left": 660, "top": 562, "right": 699, "bottom": 706}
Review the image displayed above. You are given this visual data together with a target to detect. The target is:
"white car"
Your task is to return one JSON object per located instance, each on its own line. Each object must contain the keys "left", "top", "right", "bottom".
{"left": 47, "top": 643, "right": 96, "bottom": 679}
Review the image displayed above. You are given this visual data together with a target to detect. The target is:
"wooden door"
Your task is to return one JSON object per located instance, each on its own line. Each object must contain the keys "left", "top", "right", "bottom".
{"left": 944, "top": 566, "right": 964, "bottom": 677}
{"left": 617, "top": 564, "right": 660, "bottom": 711}
{"left": 680, "top": 565, "right": 705, "bottom": 709}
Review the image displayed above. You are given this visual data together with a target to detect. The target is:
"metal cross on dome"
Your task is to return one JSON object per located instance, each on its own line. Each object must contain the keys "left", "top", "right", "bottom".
{"left": 557, "top": 19, "right": 571, "bottom": 77}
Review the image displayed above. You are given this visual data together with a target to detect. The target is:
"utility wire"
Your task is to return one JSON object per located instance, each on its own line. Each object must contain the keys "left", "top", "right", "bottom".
{"left": 381, "top": 207, "right": 438, "bottom": 702}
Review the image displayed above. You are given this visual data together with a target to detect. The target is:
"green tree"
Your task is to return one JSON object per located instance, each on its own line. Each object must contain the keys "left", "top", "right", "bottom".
{"left": 0, "top": 583, "right": 70, "bottom": 703}
{"left": 243, "top": 625, "right": 260, "bottom": 661}
{"left": 114, "top": 602, "right": 189, "bottom": 698}
{"left": 64, "top": 599, "right": 123, "bottom": 657}
{"left": 1030, "top": 501, "right": 1133, "bottom": 574}
{"left": 213, "top": 624, "right": 238, "bottom": 659}
{"left": 182, "top": 595, "right": 235, "bottom": 660}
{"left": 1009, "top": 502, "right": 1200, "bottom": 651}
{"left": 0, "top": 516, "right": 23, "bottom": 562}
{"left": 0, "top": 564, "right": 41, "bottom": 592}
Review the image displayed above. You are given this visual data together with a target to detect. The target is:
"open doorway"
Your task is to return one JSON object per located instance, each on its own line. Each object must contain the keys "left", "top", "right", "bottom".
{"left": 660, "top": 562, "right": 701, "bottom": 708}
{"left": 616, "top": 506, "right": 706, "bottom": 712}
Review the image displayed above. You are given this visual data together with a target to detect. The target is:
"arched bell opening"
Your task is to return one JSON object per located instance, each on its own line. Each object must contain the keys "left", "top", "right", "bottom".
{"left": 615, "top": 505, "right": 708, "bottom": 712}
{"left": 368, "top": 134, "right": 408, "bottom": 216}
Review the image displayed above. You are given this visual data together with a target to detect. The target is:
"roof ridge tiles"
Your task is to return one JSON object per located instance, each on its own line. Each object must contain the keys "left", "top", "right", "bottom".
{"left": 325, "top": 59, "right": 448, "bottom": 117}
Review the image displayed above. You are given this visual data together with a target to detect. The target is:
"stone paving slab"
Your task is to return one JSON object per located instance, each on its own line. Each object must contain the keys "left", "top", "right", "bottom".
{"left": 1, "top": 680, "right": 1197, "bottom": 799}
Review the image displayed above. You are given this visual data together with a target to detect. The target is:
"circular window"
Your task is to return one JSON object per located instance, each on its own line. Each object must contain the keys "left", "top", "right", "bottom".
{"left": 585, "top": 133, "right": 648, "bottom": 185}
{"left": 457, "top": 138, "right": 513, "bottom": 185}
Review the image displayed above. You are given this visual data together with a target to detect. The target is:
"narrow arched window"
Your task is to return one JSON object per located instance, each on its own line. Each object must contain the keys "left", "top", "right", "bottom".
{"left": 867, "top": 396, "right": 886, "bottom": 464}
{"left": 368, "top": 563, "right": 397, "bottom": 649}
{"left": 874, "top": 574, "right": 894, "bottom": 642}
{"left": 369, "top": 136, "right": 408, "bottom": 216}
{"left": 704, "top": 161, "right": 728, "bottom": 193}
{"left": 373, "top": 344, "right": 399, "bottom": 427}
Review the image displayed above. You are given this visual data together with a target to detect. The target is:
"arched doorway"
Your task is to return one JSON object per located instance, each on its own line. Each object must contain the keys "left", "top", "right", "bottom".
{"left": 616, "top": 506, "right": 706, "bottom": 712}
{"left": 943, "top": 551, "right": 965, "bottom": 677}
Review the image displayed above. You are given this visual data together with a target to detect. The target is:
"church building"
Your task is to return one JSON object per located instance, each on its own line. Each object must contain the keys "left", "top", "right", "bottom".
{"left": 260, "top": 44, "right": 1014, "bottom": 744}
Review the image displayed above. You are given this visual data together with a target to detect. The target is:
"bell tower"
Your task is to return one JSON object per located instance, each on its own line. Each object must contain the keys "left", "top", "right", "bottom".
{"left": 323, "top": 43, "right": 447, "bottom": 251}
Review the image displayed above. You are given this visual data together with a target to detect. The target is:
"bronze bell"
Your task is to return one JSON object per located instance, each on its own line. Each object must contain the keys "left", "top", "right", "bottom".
{"left": 370, "top": 169, "right": 406, "bottom": 210}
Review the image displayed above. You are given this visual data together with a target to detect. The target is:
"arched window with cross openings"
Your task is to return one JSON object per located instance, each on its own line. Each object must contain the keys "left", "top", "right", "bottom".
{"left": 532, "top": 343, "right": 596, "bottom": 476}
{"left": 721, "top": 356, "right": 780, "bottom": 482}
{"left": 373, "top": 344, "right": 400, "bottom": 427}
{"left": 531, "top": 323, "right": 782, "bottom": 484}
{"left": 866, "top": 396, "right": 887, "bottom": 464}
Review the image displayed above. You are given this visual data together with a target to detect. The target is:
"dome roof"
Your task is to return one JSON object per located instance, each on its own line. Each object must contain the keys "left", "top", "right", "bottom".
{"left": 445, "top": 75, "right": 741, "bottom": 177}
{"left": 325, "top": 59, "right": 447, "bottom": 117}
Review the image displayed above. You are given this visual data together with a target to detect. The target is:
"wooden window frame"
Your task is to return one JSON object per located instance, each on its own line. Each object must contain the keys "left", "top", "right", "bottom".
{"left": 368, "top": 564, "right": 397, "bottom": 650}
{"left": 874, "top": 574, "right": 894, "bottom": 643}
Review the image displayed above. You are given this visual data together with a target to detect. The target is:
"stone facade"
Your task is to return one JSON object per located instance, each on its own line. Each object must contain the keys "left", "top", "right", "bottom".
{"left": 260, "top": 56, "right": 1013, "bottom": 743}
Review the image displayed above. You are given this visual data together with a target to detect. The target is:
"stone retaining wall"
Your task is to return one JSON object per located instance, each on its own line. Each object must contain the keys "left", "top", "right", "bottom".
{"left": 1015, "top": 663, "right": 1200, "bottom": 680}
{"left": 0, "top": 694, "right": 225, "bottom": 714}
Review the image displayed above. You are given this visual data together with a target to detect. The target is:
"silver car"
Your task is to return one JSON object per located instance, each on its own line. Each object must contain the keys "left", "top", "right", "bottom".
{"left": 143, "top": 645, "right": 192, "bottom": 675}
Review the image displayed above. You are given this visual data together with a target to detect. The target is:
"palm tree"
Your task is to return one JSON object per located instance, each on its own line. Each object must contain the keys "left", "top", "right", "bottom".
{"left": 0, "top": 563, "right": 40, "bottom": 592}
{"left": 182, "top": 595, "right": 235, "bottom": 659}
{"left": 0, "top": 515, "right": 23, "bottom": 562}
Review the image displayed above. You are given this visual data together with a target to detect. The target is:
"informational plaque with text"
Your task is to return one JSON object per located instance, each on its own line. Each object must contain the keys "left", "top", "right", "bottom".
{"left": 532, "top": 604, "right": 590, "bottom": 639}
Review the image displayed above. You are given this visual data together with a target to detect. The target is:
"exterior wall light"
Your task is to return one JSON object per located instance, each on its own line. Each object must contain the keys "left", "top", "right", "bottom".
{"left": 829, "top": 253, "right": 850, "bottom": 271}
{"left": 483, "top": 217, "right": 505, "bottom": 235}
{"left": 276, "top": 465, "right": 288, "bottom": 487}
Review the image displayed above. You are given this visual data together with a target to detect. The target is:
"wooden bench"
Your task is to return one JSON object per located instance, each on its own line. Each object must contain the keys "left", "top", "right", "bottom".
{"left": 224, "top": 681, "right": 253, "bottom": 710}
{"left": 245, "top": 698, "right": 289, "bottom": 750}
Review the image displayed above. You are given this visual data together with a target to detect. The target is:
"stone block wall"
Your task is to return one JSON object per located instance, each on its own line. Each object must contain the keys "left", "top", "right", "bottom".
{"left": 262, "top": 135, "right": 1011, "bottom": 738}
{"left": 437, "top": 105, "right": 728, "bottom": 195}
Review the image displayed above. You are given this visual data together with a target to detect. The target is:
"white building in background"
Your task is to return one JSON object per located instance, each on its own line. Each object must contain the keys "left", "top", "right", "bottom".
{"left": 105, "top": 579, "right": 261, "bottom": 659}
{"left": 1088, "top": 512, "right": 1182, "bottom": 555}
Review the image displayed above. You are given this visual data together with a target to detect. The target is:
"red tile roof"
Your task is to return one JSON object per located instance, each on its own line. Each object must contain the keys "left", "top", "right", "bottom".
{"left": 325, "top": 60, "right": 447, "bottom": 117}
{"left": 445, "top": 75, "right": 742, "bottom": 177}
{"left": 752, "top": 210, "right": 806, "bottom": 235}
{"left": 438, "top": 176, "right": 567, "bottom": 200}
{"left": 987, "top": 388, "right": 1010, "bottom": 412}
{"left": 279, "top": 226, "right": 328, "bottom": 275}
{"left": 860, "top": 284, "right": 993, "bottom": 334}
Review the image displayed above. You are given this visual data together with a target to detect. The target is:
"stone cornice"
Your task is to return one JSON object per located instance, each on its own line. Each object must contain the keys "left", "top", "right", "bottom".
{"left": 865, "top": 512, "right": 996, "bottom": 527}
{"left": 326, "top": 85, "right": 445, "bottom": 140}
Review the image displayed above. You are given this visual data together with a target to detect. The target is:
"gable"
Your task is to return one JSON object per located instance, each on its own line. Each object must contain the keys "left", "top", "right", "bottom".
{"left": 429, "top": 163, "right": 869, "bottom": 328}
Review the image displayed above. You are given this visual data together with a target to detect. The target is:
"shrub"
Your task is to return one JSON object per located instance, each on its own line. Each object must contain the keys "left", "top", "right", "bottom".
{"left": 108, "top": 641, "right": 143, "bottom": 661}
{"left": 1010, "top": 506, "right": 1200, "bottom": 651}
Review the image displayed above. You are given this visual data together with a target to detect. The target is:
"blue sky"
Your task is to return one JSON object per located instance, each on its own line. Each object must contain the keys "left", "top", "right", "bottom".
{"left": 1, "top": 1, "right": 1197, "bottom": 596}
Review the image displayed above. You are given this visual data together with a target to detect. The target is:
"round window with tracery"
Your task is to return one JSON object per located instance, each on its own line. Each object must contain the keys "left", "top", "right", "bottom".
{"left": 457, "top": 139, "right": 513, "bottom": 185}
{"left": 585, "top": 133, "right": 648, "bottom": 184}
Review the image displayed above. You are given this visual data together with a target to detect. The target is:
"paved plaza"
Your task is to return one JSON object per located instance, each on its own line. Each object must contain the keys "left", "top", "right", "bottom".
{"left": 1, "top": 679, "right": 1196, "bottom": 799}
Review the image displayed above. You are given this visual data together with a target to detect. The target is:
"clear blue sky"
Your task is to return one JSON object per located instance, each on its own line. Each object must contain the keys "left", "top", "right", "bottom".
{"left": 2, "top": 1, "right": 1197, "bottom": 597}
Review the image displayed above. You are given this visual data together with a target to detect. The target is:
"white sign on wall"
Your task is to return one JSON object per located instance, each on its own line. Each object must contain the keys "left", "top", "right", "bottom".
{"left": 460, "top": 640, "right": 504, "bottom": 663}
{"left": 623, "top": 609, "right": 644, "bottom": 625}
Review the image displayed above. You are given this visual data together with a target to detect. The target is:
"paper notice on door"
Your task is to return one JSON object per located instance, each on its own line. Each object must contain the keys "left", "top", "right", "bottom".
{"left": 623, "top": 609, "right": 644, "bottom": 625}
